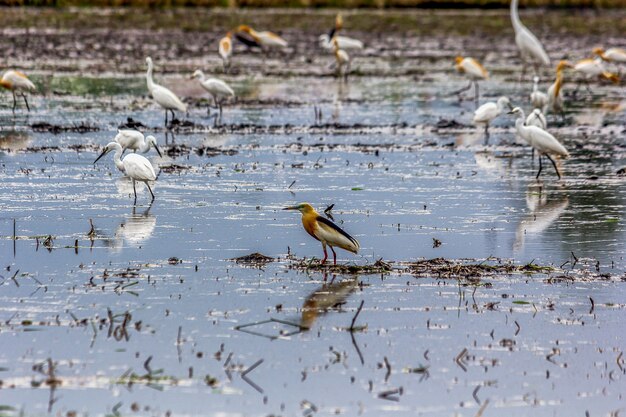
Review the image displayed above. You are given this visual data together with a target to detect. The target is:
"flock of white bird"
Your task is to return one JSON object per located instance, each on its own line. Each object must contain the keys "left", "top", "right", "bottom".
{"left": 1, "top": 6, "right": 624, "bottom": 203}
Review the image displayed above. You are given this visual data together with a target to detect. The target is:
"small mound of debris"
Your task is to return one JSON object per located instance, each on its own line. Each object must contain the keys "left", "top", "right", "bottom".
{"left": 408, "top": 258, "right": 553, "bottom": 280}
{"left": 196, "top": 146, "right": 238, "bottom": 157}
{"left": 231, "top": 252, "right": 274, "bottom": 266}
{"left": 291, "top": 258, "right": 392, "bottom": 275}
{"left": 31, "top": 122, "right": 99, "bottom": 134}
{"left": 159, "top": 164, "right": 191, "bottom": 173}
{"left": 118, "top": 117, "right": 147, "bottom": 130}
{"left": 433, "top": 119, "right": 469, "bottom": 130}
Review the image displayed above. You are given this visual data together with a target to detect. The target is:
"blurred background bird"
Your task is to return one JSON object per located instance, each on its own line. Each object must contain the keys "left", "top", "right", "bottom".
{"left": 573, "top": 57, "right": 620, "bottom": 88}
{"left": 284, "top": 203, "right": 359, "bottom": 265}
{"left": 455, "top": 56, "right": 489, "bottom": 103}
{"left": 546, "top": 60, "right": 572, "bottom": 119}
{"left": 219, "top": 32, "right": 233, "bottom": 72}
{"left": 192, "top": 69, "right": 235, "bottom": 118}
{"left": 333, "top": 38, "right": 351, "bottom": 81}
{"left": 593, "top": 47, "right": 626, "bottom": 65}
{"left": 145, "top": 57, "right": 187, "bottom": 128}
{"left": 530, "top": 76, "right": 548, "bottom": 110}
{"left": 473, "top": 96, "right": 512, "bottom": 143}
{"left": 510, "top": 0, "right": 550, "bottom": 79}
{"left": 0, "top": 70, "right": 37, "bottom": 113}
{"left": 236, "top": 25, "right": 288, "bottom": 50}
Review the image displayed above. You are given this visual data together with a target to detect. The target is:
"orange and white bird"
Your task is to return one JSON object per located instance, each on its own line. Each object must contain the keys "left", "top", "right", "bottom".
{"left": 455, "top": 56, "right": 489, "bottom": 102}
{"left": 510, "top": 0, "right": 550, "bottom": 77}
{"left": 573, "top": 57, "right": 620, "bottom": 84}
{"left": 593, "top": 47, "right": 626, "bottom": 64}
{"left": 236, "top": 25, "right": 288, "bottom": 50}
{"left": 545, "top": 60, "right": 572, "bottom": 117}
{"left": 0, "top": 70, "right": 37, "bottom": 113}
{"left": 284, "top": 203, "right": 359, "bottom": 265}
{"left": 219, "top": 32, "right": 233, "bottom": 72}
{"left": 333, "top": 38, "right": 350, "bottom": 80}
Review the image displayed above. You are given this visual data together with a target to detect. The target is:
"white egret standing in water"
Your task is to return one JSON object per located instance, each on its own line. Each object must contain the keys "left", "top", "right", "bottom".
{"left": 530, "top": 76, "right": 548, "bottom": 110}
{"left": 473, "top": 96, "right": 512, "bottom": 143}
{"left": 145, "top": 57, "right": 187, "bottom": 127}
{"left": 510, "top": 0, "right": 550, "bottom": 78}
{"left": 114, "top": 129, "right": 162, "bottom": 157}
{"left": 94, "top": 142, "right": 157, "bottom": 203}
{"left": 191, "top": 70, "right": 235, "bottom": 117}
{"left": 508, "top": 107, "right": 568, "bottom": 179}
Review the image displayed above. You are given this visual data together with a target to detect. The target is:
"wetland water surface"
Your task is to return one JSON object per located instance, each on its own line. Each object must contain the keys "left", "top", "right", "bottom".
{"left": 1, "top": 7, "right": 625, "bottom": 417}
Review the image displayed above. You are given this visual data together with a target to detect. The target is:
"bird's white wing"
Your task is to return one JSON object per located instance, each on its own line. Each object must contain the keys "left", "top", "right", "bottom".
{"left": 123, "top": 154, "right": 157, "bottom": 181}
{"left": 258, "top": 32, "right": 288, "bottom": 48}
{"left": 204, "top": 79, "right": 235, "bottom": 97}
{"left": 3, "top": 70, "right": 36, "bottom": 91}
{"left": 527, "top": 126, "right": 568, "bottom": 157}
{"left": 337, "top": 36, "right": 364, "bottom": 50}
{"left": 473, "top": 102, "right": 498, "bottom": 124}
{"left": 115, "top": 129, "right": 144, "bottom": 150}
{"left": 151, "top": 84, "right": 187, "bottom": 112}
{"left": 530, "top": 91, "right": 548, "bottom": 109}
{"left": 516, "top": 30, "right": 550, "bottom": 66}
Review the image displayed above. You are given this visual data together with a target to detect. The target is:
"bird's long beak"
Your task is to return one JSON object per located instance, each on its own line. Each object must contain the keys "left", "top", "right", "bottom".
{"left": 93, "top": 149, "right": 107, "bottom": 164}
{"left": 155, "top": 146, "right": 163, "bottom": 158}
{"left": 507, "top": 110, "right": 515, "bottom": 115}
{"left": 283, "top": 205, "right": 299, "bottom": 211}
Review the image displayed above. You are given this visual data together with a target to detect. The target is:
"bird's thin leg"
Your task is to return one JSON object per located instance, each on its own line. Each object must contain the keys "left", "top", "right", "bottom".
{"left": 21, "top": 94, "right": 30, "bottom": 112}
{"left": 12, "top": 92, "right": 17, "bottom": 113}
{"left": 219, "top": 101, "right": 223, "bottom": 117}
{"left": 452, "top": 80, "right": 472, "bottom": 96}
{"left": 484, "top": 124, "right": 490, "bottom": 145}
{"left": 536, "top": 155, "right": 543, "bottom": 179}
{"left": 321, "top": 243, "right": 328, "bottom": 265}
{"left": 170, "top": 109, "right": 176, "bottom": 122}
{"left": 330, "top": 246, "right": 337, "bottom": 265}
{"left": 164, "top": 110, "right": 168, "bottom": 127}
{"left": 474, "top": 82, "right": 480, "bottom": 106}
{"left": 584, "top": 80, "right": 593, "bottom": 95}
{"left": 146, "top": 182, "right": 155, "bottom": 201}
{"left": 519, "top": 63, "right": 527, "bottom": 84}
{"left": 545, "top": 154, "right": 562, "bottom": 180}
{"left": 531, "top": 147, "right": 535, "bottom": 162}
{"left": 132, "top": 180, "right": 137, "bottom": 204}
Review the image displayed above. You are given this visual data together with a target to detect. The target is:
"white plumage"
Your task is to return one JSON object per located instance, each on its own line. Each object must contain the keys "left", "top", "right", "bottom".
{"left": 114, "top": 129, "right": 162, "bottom": 157}
{"left": 192, "top": 70, "right": 235, "bottom": 116}
{"left": 530, "top": 76, "right": 548, "bottom": 110}
{"left": 0, "top": 70, "right": 37, "bottom": 112}
{"left": 526, "top": 108, "right": 547, "bottom": 130}
{"left": 473, "top": 96, "right": 510, "bottom": 141}
{"left": 510, "top": 0, "right": 550, "bottom": 72}
{"left": 145, "top": 56, "right": 187, "bottom": 126}
{"left": 319, "top": 34, "right": 363, "bottom": 51}
{"left": 596, "top": 47, "right": 626, "bottom": 63}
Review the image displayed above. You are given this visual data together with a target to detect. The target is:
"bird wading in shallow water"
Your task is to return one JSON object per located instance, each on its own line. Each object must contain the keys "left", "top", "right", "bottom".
{"left": 94, "top": 142, "right": 157, "bottom": 203}
{"left": 284, "top": 203, "right": 359, "bottom": 265}
{"left": 191, "top": 70, "right": 235, "bottom": 117}
{"left": 508, "top": 107, "right": 569, "bottom": 180}
{"left": 114, "top": 129, "right": 163, "bottom": 157}
{"left": 0, "top": 70, "right": 36, "bottom": 113}
{"left": 472, "top": 96, "right": 512, "bottom": 143}
{"left": 572, "top": 57, "right": 619, "bottom": 93}
{"left": 593, "top": 47, "right": 626, "bottom": 65}
{"left": 145, "top": 57, "right": 187, "bottom": 128}
{"left": 510, "top": 0, "right": 550, "bottom": 79}
{"left": 219, "top": 32, "right": 233, "bottom": 72}
{"left": 530, "top": 76, "right": 548, "bottom": 110}
{"left": 333, "top": 38, "right": 351, "bottom": 81}
{"left": 546, "top": 60, "right": 573, "bottom": 118}
{"left": 454, "top": 56, "right": 489, "bottom": 104}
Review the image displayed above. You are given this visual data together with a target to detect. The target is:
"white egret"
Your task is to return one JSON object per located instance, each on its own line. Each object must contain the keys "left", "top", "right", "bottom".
{"left": 455, "top": 56, "right": 489, "bottom": 102}
{"left": 191, "top": 70, "right": 235, "bottom": 117}
{"left": 145, "top": 57, "right": 187, "bottom": 127}
{"left": 526, "top": 108, "right": 547, "bottom": 129}
{"left": 0, "top": 70, "right": 36, "bottom": 113}
{"left": 319, "top": 34, "right": 363, "bottom": 51}
{"left": 333, "top": 38, "right": 350, "bottom": 81}
{"left": 219, "top": 32, "right": 233, "bottom": 71}
{"left": 593, "top": 47, "right": 626, "bottom": 64}
{"left": 114, "top": 129, "right": 162, "bottom": 157}
{"left": 236, "top": 25, "right": 288, "bottom": 49}
{"left": 94, "top": 142, "right": 157, "bottom": 203}
{"left": 508, "top": 107, "right": 568, "bottom": 179}
{"left": 510, "top": 0, "right": 550, "bottom": 77}
{"left": 546, "top": 60, "right": 572, "bottom": 117}
{"left": 472, "top": 96, "right": 512, "bottom": 143}
{"left": 530, "top": 76, "right": 548, "bottom": 110}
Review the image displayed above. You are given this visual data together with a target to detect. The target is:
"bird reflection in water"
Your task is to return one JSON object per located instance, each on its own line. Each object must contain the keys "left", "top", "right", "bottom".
{"left": 0, "top": 130, "right": 32, "bottom": 154}
{"left": 98, "top": 204, "right": 156, "bottom": 252}
{"left": 514, "top": 184, "right": 569, "bottom": 251}
{"left": 300, "top": 276, "right": 358, "bottom": 330}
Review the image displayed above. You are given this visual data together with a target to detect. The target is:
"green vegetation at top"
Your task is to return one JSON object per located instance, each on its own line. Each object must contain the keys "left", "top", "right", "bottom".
{"left": 1, "top": 0, "right": 625, "bottom": 7}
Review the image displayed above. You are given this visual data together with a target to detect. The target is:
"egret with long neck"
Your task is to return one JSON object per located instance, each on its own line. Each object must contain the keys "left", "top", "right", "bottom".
{"left": 510, "top": 0, "right": 550, "bottom": 79}
{"left": 145, "top": 57, "right": 187, "bottom": 128}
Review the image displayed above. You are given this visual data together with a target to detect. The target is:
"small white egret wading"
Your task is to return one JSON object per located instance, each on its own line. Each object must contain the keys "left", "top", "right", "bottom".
{"left": 145, "top": 57, "right": 187, "bottom": 127}
{"left": 530, "top": 76, "right": 548, "bottom": 110}
{"left": 114, "top": 129, "right": 162, "bottom": 157}
{"left": 508, "top": 107, "right": 569, "bottom": 180}
{"left": 0, "top": 70, "right": 37, "bottom": 113}
{"left": 473, "top": 96, "right": 512, "bottom": 143}
{"left": 191, "top": 70, "right": 235, "bottom": 117}
{"left": 94, "top": 142, "right": 157, "bottom": 203}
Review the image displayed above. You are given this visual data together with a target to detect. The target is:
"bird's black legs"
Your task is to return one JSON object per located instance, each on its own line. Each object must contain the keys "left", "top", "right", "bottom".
{"left": 132, "top": 179, "right": 138, "bottom": 204}
{"left": 531, "top": 147, "right": 535, "bottom": 162}
{"left": 536, "top": 155, "right": 543, "bottom": 179}
{"left": 452, "top": 80, "right": 473, "bottom": 96}
{"left": 484, "top": 124, "right": 490, "bottom": 145}
{"left": 146, "top": 182, "right": 155, "bottom": 201}
{"left": 474, "top": 82, "right": 480, "bottom": 106}
{"left": 330, "top": 246, "right": 337, "bottom": 265}
{"left": 21, "top": 94, "right": 30, "bottom": 112}
{"left": 170, "top": 109, "right": 176, "bottom": 121}
{"left": 11, "top": 92, "right": 17, "bottom": 113}
{"left": 545, "top": 154, "right": 562, "bottom": 180}
{"left": 164, "top": 110, "right": 168, "bottom": 126}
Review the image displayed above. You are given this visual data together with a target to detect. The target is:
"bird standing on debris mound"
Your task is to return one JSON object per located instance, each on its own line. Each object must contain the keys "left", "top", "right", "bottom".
{"left": 94, "top": 142, "right": 157, "bottom": 203}
{"left": 455, "top": 56, "right": 489, "bottom": 103}
{"left": 0, "top": 70, "right": 37, "bottom": 113}
{"left": 508, "top": 107, "right": 568, "bottom": 180}
{"left": 284, "top": 203, "right": 359, "bottom": 265}
{"left": 145, "top": 57, "right": 187, "bottom": 128}
{"left": 510, "top": 0, "right": 550, "bottom": 78}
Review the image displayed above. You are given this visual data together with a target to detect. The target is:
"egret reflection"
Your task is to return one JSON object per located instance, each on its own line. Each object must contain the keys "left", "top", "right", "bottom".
{"left": 300, "top": 277, "right": 358, "bottom": 330}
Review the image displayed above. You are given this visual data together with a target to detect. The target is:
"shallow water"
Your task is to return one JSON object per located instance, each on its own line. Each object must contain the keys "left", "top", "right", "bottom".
{"left": 1, "top": 8, "right": 626, "bottom": 417}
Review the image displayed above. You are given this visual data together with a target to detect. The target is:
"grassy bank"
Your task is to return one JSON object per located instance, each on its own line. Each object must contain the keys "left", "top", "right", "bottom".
{"left": 1, "top": 0, "right": 625, "bottom": 7}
